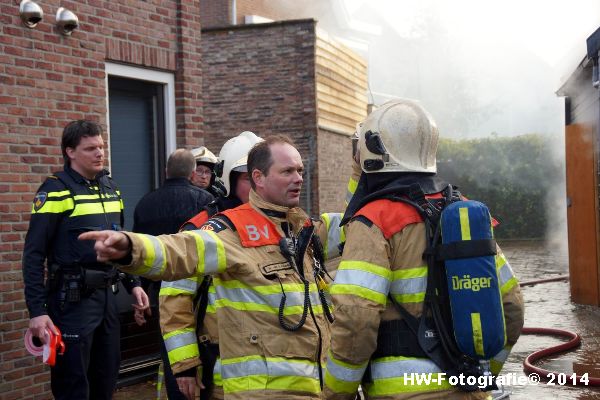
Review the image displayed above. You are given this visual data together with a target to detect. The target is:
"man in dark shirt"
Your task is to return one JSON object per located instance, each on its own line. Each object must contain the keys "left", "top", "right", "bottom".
{"left": 132, "top": 148, "right": 214, "bottom": 399}
{"left": 133, "top": 148, "right": 214, "bottom": 235}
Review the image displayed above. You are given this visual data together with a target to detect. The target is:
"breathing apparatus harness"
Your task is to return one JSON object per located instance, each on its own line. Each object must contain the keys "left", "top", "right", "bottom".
{"left": 192, "top": 209, "right": 335, "bottom": 334}
{"left": 277, "top": 221, "right": 335, "bottom": 331}
{"left": 398, "top": 184, "right": 504, "bottom": 392}
{"left": 349, "top": 180, "right": 502, "bottom": 392}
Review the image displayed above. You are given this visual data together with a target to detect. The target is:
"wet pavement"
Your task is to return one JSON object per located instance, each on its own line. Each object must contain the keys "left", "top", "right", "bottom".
{"left": 500, "top": 240, "right": 600, "bottom": 400}
{"left": 113, "top": 240, "right": 600, "bottom": 399}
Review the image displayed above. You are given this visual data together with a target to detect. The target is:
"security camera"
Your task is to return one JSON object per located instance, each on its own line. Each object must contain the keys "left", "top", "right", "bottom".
{"left": 56, "top": 7, "right": 79, "bottom": 36}
{"left": 19, "top": 0, "right": 43, "bottom": 28}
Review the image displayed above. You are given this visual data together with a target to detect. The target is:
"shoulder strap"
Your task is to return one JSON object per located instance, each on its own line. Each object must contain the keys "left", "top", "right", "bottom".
{"left": 192, "top": 202, "right": 233, "bottom": 336}
{"left": 385, "top": 183, "right": 485, "bottom": 390}
{"left": 194, "top": 275, "right": 213, "bottom": 337}
{"left": 206, "top": 201, "right": 219, "bottom": 218}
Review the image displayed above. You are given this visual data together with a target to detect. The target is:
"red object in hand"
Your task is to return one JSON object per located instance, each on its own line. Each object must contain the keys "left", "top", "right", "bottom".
{"left": 24, "top": 327, "right": 66, "bottom": 366}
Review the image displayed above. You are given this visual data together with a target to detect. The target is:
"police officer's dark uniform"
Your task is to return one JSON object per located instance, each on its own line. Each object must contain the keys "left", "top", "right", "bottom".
{"left": 22, "top": 164, "right": 140, "bottom": 400}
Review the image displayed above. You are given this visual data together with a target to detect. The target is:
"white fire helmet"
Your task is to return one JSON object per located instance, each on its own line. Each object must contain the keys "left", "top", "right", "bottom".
{"left": 191, "top": 146, "right": 218, "bottom": 166}
{"left": 358, "top": 99, "right": 439, "bottom": 174}
{"left": 217, "top": 131, "right": 263, "bottom": 196}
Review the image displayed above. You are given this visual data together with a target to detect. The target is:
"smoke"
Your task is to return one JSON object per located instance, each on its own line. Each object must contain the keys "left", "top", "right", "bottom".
{"left": 264, "top": 0, "right": 600, "bottom": 244}
{"left": 270, "top": 0, "right": 599, "bottom": 136}
{"left": 544, "top": 129, "right": 568, "bottom": 254}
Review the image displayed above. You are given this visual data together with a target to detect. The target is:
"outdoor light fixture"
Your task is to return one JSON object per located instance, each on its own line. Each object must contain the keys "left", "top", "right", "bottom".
{"left": 19, "top": 0, "right": 43, "bottom": 28}
{"left": 56, "top": 7, "right": 79, "bottom": 36}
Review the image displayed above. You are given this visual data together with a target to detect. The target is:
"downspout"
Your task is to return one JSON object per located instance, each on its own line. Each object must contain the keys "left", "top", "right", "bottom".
{"left": 231, "top": 0, "right": 237, "bottom": 25}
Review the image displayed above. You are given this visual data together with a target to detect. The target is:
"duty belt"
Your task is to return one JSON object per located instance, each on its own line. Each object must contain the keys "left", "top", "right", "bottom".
{"left": 54, "top": 264, "right": 119, "bottom": 287}
{"left": 83, "top": 268, "right": 120, "bottom": 289}
{"left": 50, "top": 264, "right": 121, "bottom": 305}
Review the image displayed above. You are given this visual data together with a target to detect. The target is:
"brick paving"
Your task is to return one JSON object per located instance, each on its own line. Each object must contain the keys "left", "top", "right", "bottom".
{"left": 113, "top": 240, "right": 600, "bottom": 399}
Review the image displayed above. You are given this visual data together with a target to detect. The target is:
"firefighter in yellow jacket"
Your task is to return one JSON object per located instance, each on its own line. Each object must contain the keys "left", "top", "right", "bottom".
{"left": 159, "top": 131, "right": 263, "bottom": 400}
{"left": 80, "top": 135, "right": 344, "bottom": 400}
{"left": 324, "top": 99, "right": 525, "bottom": 399}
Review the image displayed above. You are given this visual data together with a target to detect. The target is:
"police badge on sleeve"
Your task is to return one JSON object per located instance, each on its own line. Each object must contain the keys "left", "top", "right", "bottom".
{"left": 33, "top": 192, "right": 48, "bottom": 211}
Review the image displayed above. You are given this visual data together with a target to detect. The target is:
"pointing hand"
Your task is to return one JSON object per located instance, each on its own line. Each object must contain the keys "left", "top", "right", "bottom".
{"left": 78, "top": 230, "right": 131, "bottom": 262}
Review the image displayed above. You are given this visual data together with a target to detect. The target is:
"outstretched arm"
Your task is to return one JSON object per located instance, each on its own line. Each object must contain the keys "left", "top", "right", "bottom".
{"left": 80, "top": 224, "right": 237, "bottom": 282}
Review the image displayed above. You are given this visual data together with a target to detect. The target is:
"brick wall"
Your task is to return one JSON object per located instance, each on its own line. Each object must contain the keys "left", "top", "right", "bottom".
{"left": 0, "top": 1, "right": 202, "bottom": 398}
{"left": 174, "top": 1, "right": 205, "bottom": 143}
{"left": 317, "top": 129, "right": 353, "bottom": 213}
{"left": 201, "top": 20, "right": 321, "bottom": 214}
{"left": 199, "top": 0, "right": 231, "bottom": 28}
{"left": 199, "top": 0, "right": 311, "bottom": 29}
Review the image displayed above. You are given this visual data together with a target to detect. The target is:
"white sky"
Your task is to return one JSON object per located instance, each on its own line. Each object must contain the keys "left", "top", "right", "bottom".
{"left": 330, "top": 0, "right": 592, "bottom": 240}
{"left": 344, "top": 0, "right": 600, "bottom": 70}
{"left": 336, "top": 0, "right": 600, "bottom": 137}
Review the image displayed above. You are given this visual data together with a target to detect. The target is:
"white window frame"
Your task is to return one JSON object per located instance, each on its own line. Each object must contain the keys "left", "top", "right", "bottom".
{"left": 104, "top": 63, "right": 177, "bottom": 161}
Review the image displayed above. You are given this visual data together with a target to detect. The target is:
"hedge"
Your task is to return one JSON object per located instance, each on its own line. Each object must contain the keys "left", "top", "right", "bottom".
{"left": 436, "top": 134, "right": 563, "bottom": 239}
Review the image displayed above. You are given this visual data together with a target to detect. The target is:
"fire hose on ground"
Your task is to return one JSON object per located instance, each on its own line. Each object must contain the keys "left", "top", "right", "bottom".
{"left": 519, "top": 275, "right": 600, "bottom": 386}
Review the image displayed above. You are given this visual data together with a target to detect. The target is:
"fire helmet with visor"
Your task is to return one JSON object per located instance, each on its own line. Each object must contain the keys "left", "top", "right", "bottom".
{"left": 217, "top": 131, "right": 263, "bottom": 196}
{"left": 191, "top": 146, "right": 218, "bottom": 167}
{"left": 358, "top": 98, "right": 439, "bottom": 174}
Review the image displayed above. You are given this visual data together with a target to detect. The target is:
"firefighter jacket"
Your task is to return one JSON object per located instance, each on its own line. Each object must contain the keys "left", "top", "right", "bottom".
{"left": 344, "top": 158, "right": 362, "bottom": 207}
{"left": 324, "top": 196, "right": 525, "bottom": 400}
{"left": 158, "top": 195, "right": 242, "bottom": 398}
{"left": 119, "top": 189, "right": 344, "bottom": 399}
{"left": 22, "top": 165, "right": 139, "bottom": 318}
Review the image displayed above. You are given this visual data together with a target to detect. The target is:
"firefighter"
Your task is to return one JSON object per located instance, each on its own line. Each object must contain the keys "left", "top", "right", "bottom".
{"left": 191, "top": 146, "right": 224, "bottom": 197}
{"left": 344, "top": 129, "right": 361, "bottom": 208}
{"left": 323, "top": 99, "right": 525, "bottom": 399}
{"left": 185, "top": 131, "right": 263, "bottom": 231}
{"left": 80, "top": 135, "right": 344, "bottom": 400}
{"left": 132, "top": 148, "right": 215, "bottom": 400}
{"left": 22, "top": 120, "right": 149, "bottom": 400}
{"left": 160, "top": 131, "right": 264, "bottom": 400}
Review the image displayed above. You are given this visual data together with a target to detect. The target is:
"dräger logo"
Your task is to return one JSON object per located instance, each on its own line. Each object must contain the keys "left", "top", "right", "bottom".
{"left": 451, "top": 275, "right": 492, "bottom": 292}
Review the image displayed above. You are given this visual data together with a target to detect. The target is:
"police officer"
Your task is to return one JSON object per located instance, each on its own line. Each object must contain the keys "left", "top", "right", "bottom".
{"left": 22, "top": 120, "right": 149, "bottom": 400}
{"left": 323, "top": 99, "right": 525, "bottom": 399}
{"left": 161, "top": 131, "right": 263, "bottom": 400}
{"left": 80, "top": 135, "right": 345, "bottom": 399}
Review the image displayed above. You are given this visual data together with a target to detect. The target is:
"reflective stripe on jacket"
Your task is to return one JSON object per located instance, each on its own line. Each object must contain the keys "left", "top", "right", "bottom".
{"left": 22, "top": 166, "right": 125, "bottom": 317}
{"left": 123, "top": 190, "right": 343, "bottom": 399}
{"left": 324, "top": 197, "right": 524, "bottom": 400}
{"left": 160, "top": 207, "right": 220, "bottom": 392}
